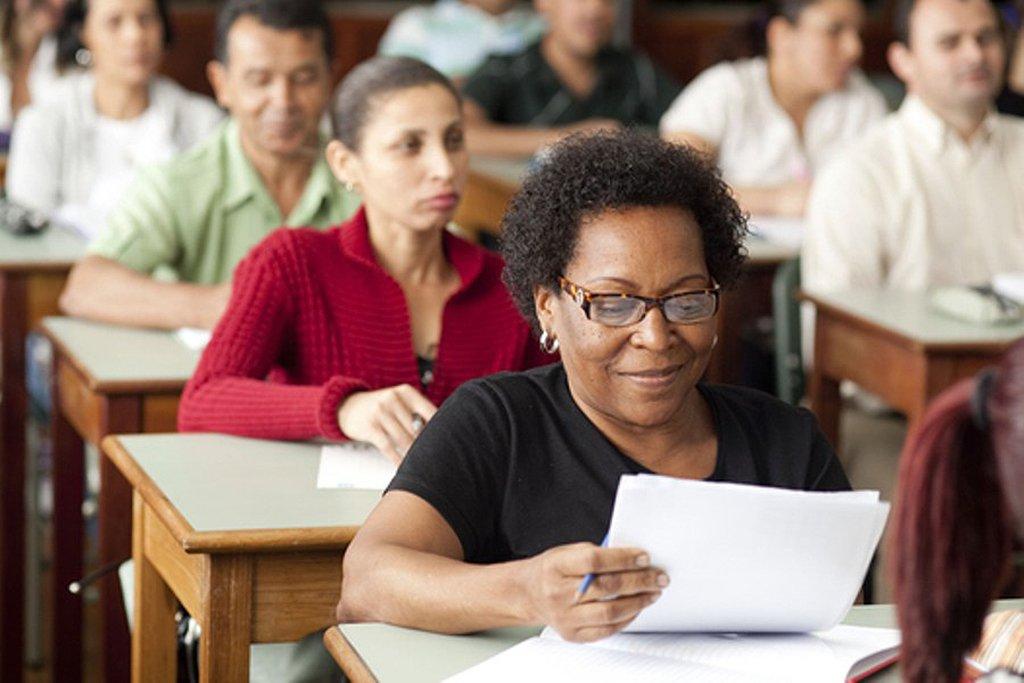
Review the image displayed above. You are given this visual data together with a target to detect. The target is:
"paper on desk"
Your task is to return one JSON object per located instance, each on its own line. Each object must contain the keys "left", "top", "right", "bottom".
{"left": 747, "top": 216, "right": 806, "bottom": 250}
{"left": 447, "top": 624, "right": 899, "bottom": 683}
{"left": 174, "top": 327, "right": 212, "bottom": 350}
{"left": 994, "top": 273, "right": 1024, "bottom": 304}
{"left": 316, "top": 443, "right": 395, "bottom": 490}
{"left": 608, "top": 476, "right": 889, "bottom": 633}
{"left": 445, "top": 636, "right": 759, "bottom": 683}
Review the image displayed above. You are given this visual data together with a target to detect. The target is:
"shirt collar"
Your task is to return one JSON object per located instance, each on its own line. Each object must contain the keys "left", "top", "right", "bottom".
{"left": 899, "top": 94, "right": 1000, "bottom": 153}
{"left": 339, "top": 207, "right": 486, "bottom": 291}
{"left": 222, "top": 119, "right": 335, "bottom": 223}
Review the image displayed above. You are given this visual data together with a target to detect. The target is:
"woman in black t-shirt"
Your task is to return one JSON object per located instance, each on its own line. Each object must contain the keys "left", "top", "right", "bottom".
{"left": 337, "top": 130, "right": 850, "bottom": 643}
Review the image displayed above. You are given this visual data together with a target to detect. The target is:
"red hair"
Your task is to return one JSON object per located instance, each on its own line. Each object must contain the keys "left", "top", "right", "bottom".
{"left": 893, "top": 339, "right": 1024, "bottom": 682}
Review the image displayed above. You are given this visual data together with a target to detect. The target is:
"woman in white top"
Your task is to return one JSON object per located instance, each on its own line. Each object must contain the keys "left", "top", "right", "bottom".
{"left": 660, "top": 0, "right": 887, "bottom": 218}
{"left": 6, "top": 0, "right": 223, "bottom": 238}
{"left": 0, "top": 0, "right": 65, "bottom": 134}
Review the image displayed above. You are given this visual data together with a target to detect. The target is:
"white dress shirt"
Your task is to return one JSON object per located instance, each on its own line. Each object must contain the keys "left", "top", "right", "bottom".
{"left": 659, "top": 57, "right": 888, "bottom": 187}
{"left": 802, "top": 96, "right": 1024, "bottom": 292}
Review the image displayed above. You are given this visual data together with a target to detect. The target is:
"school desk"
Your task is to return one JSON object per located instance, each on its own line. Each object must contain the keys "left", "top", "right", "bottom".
{"left": 0, "top": 228, "right": 83, "bottom": 681}
{"left": 104, "top": 432, "right": 380, "bottom": 682}
{"left": 40, "top": 317, "right": 200, "bottom": 682}
{"left": 803, "top": 289, "right": 1024, "bottom": 448}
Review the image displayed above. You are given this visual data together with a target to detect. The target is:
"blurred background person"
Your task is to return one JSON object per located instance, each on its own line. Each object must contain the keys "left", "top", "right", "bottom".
{"left": 661, "top": 0, "right": 887, "bottom": 218}
{"left": 378, "top": 0, "right": 545, "bottom": 84}
{"left": 5, "top": 0, "right": 222, "bottom": 238}
{"left": 0, "top": 0, "right": 65, "bottom": 138}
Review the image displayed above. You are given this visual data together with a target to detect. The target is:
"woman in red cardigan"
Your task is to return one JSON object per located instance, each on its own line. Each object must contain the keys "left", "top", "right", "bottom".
{"left": 177, "top": 56, "right": 551, "bottom": 461}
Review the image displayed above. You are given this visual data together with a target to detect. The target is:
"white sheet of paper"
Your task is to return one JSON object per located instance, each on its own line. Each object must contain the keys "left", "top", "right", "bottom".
{"left": 994, "top": 272, "right": 1024, "bottom": 304}
{"left": 174, "top": 327, "right": 212, "bottom": 351}
{"left": 747, "top": 216, "right": 806, "bottom": 250}
{"left": 447, "top": 624, "right": 899, "bottom": 683}
{"left": 316, "top": 443, "right": 396, "bottom": 490}
{"left": 608, "top": 476, "right": 889, "bottom": 633}
{"left": 445, "top": 636, "right": 760, "bottom": 683}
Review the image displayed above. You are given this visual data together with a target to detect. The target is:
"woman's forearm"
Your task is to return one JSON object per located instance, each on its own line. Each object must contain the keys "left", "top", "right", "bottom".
{"left": 339, "top": 542, "right": 537, "bottom": 633}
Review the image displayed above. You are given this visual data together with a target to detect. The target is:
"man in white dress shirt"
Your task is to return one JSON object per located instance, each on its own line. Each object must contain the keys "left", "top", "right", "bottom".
{"left": 803, "top": 0, "right": 1024, "bottom": 292}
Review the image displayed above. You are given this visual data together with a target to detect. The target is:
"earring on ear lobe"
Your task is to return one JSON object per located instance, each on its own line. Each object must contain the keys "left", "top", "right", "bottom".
{"left": 711, "top": 334, "right": 719, "bottom": 349}
{"left": 343, "top": 180, "right": 355, "bottom": 192}
{"left": 539, "top": 329, "right": 560, "bottom": 354}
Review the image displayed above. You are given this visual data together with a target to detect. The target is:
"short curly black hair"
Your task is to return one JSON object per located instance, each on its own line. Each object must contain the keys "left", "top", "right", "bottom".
{"left": 501, "top": 130, "right": 748, "bottom": 330}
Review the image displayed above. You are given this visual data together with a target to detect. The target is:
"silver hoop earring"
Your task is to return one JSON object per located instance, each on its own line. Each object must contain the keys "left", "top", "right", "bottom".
{"left": 343, "top": 180, "right": 355, "bottom": 192}
{"left": 539, "top": 330, "right": 559, "bottom": 354}
{"left": 74, "top": 48, "right": 92, "bottom": 67}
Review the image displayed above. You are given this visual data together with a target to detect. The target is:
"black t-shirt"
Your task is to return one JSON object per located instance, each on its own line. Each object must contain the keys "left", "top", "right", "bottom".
{"left": 461, "top": 42, "right": 680, "bottom": 127}
{"left": 388, "top": 363, "right": 850, "bottom": 563}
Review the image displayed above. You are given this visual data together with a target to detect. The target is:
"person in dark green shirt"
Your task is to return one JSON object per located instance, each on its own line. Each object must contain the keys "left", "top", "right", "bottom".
{"left": 60, "top": 0, "right": 359, "bottom": 331}
{"left": 461, "top": 0, "right": 679, "bottom": 157}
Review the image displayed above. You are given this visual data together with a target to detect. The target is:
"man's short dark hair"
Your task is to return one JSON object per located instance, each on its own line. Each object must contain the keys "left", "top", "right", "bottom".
{"left": 215, "top": 0, "right": 333, "bottom": 64}
{"left": 892, "top": 0, "right": 1000, "bottom": 46}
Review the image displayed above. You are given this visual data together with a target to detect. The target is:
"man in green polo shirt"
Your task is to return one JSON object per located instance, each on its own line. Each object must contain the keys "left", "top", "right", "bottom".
{"left": 461, "top": 0, "right": 679, "bottom": 157}
{"left": 60, "top": 0, "right": 359, "bottom": 330}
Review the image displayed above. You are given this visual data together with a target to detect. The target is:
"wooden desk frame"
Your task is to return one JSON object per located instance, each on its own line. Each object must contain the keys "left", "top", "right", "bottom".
{"left": 807, "top": 295, "right": 1018, "bottom": 447}
{"left": 103, "top": 436, "right": 356, "bottom": 683}
{"left": 324, "top": 627, "right": 375, "bottom": 683}
{"left": 44, "top": 329, "right": 184, "bottom": 683}
{"left": 0, "top": 264, "right": 69, "bottom": 682}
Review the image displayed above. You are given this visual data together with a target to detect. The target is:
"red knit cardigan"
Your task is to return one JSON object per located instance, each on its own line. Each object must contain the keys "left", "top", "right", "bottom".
{"left": 177, "top": 208, "right": 551, "bottom": 440}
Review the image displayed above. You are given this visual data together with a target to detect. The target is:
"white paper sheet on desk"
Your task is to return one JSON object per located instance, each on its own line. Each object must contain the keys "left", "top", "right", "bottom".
{"left": 608, "top": 476, "right": 889, "bottom": 633}
{"left": 316, "top": 443, "right": 395, "bottom": 490}
{"left": 174, "top": 327, "right": 212, "bottom": 350}
{"left": 446, "top": 624, "right": 899, "bottom": 683}
{"left": 747, "top": 216, "right": 806, "bottom": 250}
{"left": 994, "top": 272, "right": 1024, "bottom": 304}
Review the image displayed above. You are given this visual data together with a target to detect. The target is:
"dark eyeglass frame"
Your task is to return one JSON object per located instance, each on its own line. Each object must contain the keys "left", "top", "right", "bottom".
{"left": 558, "top": 276, "right": 721, "bottom": 327}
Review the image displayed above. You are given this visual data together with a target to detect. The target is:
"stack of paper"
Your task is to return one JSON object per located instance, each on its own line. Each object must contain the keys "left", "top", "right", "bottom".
{"left": 448, "top": 625, "right": 900, "bottom": 682}
{"left": 448, "top": 476, "right": 893, "bottom": 682}
{"left": 316, "top": 443, "right": 395, "bottom": 490}
{"left": 611, "top": 475, "right": 889, "bottom": 633}
{"left": 994, "top": 273, "right": 1024, "bottom": 305}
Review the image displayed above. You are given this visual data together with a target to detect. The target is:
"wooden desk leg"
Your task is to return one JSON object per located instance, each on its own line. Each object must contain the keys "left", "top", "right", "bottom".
{"left": 809, "top": 367, "right": 842, "bottom": 449}
{"left": 0, "top": 271, "right": 27, "bottom": 683}
{"left": 200, "top": 556, "right": 253, "bottom": 683}
{"left": 131, "top": 495, "right": 176, "bottom": 683}
{"left": 99, "top": 396, "right": 142, "bottom": 683}
{"left": 50, "top": 364, "right": 85, "bottom": 682}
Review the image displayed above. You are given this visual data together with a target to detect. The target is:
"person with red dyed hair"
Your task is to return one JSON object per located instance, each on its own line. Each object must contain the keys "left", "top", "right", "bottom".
{"left": 893, "top": 338, "right": 1024, "bottom": 682}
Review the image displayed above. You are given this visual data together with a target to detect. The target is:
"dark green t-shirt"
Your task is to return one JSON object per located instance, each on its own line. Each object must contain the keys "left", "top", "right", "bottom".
{"left": 462, "top": 41, "right": 680, "bottom": 127}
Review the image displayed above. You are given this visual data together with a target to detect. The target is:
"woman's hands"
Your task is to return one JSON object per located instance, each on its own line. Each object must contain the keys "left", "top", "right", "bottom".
{"left": 337, "top": 384, "right": 438, "bottom": 464}
{"left": 522, "top": 542, "right": 667, "bottom": 642}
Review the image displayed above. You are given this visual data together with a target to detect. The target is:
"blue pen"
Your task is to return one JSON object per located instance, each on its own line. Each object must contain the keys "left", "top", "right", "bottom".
{"left": 574, "top": 533, "right": 609, "bottom": 603}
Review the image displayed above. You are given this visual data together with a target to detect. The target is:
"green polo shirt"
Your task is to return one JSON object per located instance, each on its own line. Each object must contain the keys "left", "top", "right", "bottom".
{"left": 88, "top": 119, "right": 360, "bottom": 284}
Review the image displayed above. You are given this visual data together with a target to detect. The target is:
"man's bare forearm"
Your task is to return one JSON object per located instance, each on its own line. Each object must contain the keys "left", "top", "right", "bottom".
{"left": 60, "top": 255, "right": 228, "bottom": 330}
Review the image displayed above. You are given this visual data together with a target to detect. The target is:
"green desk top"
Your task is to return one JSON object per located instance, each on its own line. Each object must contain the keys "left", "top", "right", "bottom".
{"left": 115, "top": 433, "right": 381, "bottom": 536}
{"left": 804, "top": 289, "right": 1024, "bottom": 347}
{"left": 469, "top": 157, "right": 529, "bottom": 186}
{"left": 0, "top": 226, "right": 85, "bottom": 271}
{"left": 336, "top": 599, "right": 1024, "bottom": 682}
{"left": 41, "top": 316, "right": 199, "bottom": 390}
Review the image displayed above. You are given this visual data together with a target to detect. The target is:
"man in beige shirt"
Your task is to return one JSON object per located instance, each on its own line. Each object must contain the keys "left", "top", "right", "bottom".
{"left": 803, "top": 0, "right": 1024, "bottom": 292}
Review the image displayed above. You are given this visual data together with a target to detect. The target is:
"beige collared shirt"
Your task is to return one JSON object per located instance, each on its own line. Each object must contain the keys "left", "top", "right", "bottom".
{"left": 802, "top": 96, "right": 1024, "bottom": 292}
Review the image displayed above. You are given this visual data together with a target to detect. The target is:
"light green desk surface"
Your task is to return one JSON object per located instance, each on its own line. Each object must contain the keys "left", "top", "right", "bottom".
{"left": 336, "top": 599, "right": 1024, "bottom": 682}
{"left": 41, "top": 316, "right": 200, "bottom": 389}
{"left": 744, "top": 236, "right": 798, "bottom": 264}
{"left": 469, "top": 156, "right": 529, "bottom": 186}
{"left": 115, "top": 433, "right": 381, "bottom": 536}
{"left": 0, "top": 225, "right": 85, "bottom": 270}
{"left": 804, "top": 289, "right": 1024, "bottom": 347}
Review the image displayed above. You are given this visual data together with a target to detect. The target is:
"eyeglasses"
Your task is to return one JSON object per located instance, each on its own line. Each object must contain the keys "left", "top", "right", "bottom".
{"left": 559, "top": 276, "right": 720, "bottom": 327}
